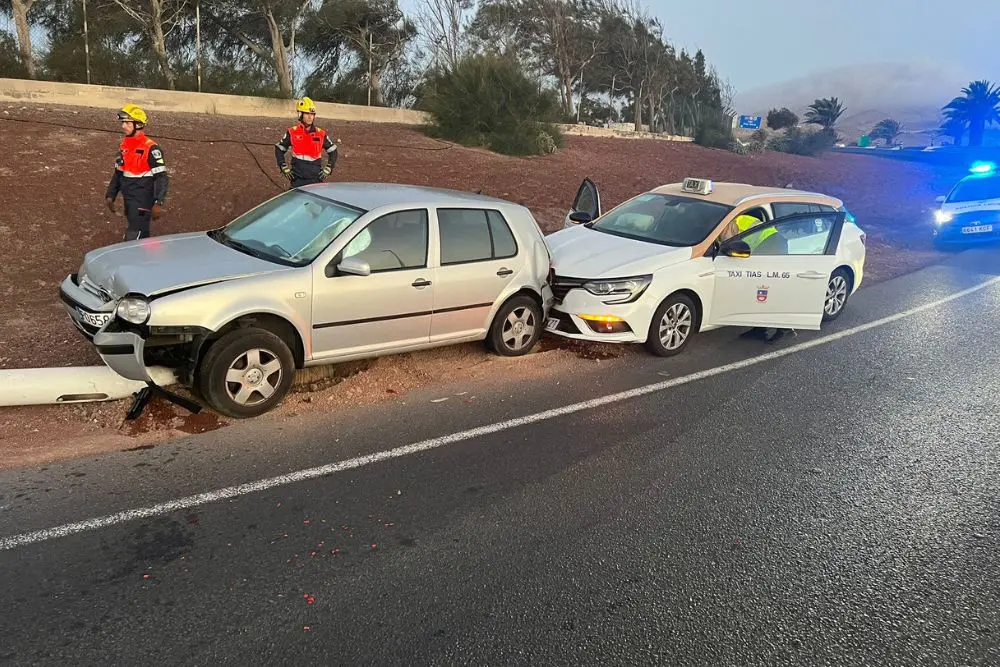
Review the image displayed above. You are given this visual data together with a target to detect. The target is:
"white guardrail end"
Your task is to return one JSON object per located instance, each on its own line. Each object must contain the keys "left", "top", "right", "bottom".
{"left": 0, "top": 366, "right": 178, "bottom": 407}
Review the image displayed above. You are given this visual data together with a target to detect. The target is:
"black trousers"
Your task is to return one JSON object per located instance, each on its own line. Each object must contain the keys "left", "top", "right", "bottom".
{"left": 291, "top": 176, "right": 323, "bottom": 188}
{"left": 123, "top": 196, "right": 154, "bottom": 240}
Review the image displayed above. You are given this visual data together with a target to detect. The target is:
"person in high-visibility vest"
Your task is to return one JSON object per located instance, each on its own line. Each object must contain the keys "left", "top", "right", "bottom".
{"left": 730, "top": 214, "right": 795, "bottom": 343}
{"left": 274, "top": 97, "right": 338, "bottom": 188}
{"left": 105, "top": 104, "right": 168, "bottom": 240}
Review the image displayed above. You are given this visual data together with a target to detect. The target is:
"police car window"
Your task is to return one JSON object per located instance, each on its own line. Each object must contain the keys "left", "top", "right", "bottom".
{"left": 948, "top": 176, "right": 1000, "bottom": 202}
{"left": 343, "top": 209, "right": 428, "bottom": 272}
{"left": 590, "top": 194, "right": 732, "bottom": 247}
{"left": 219, "top": 190, "right": 364, "bottom": 266}
{"left": 740, "top": 216, "right": 835, "bottom": 256}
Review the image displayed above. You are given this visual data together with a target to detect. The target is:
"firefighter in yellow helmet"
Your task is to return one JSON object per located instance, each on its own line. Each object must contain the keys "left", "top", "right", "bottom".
{"left": 274, "top": 96, "right": 339, "bottom": 188}
{"left": 105, "top": 104, "right": 168, "bottom": 240}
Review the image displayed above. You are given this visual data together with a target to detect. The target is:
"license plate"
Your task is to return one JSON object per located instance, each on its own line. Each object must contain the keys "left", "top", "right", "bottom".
{"left": 80, "top": 310, "right": 112, "bottom": 328}
{"left": 961, "top": 224, "right": 993, "bottom": 234}
{"left": 545, "top": 317, "right": 561, "bottom": 332}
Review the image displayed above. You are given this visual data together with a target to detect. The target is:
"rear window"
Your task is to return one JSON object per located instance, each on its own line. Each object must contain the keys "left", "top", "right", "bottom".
{"left": 947, "top": 175, "right": 1000, "bottom": 203}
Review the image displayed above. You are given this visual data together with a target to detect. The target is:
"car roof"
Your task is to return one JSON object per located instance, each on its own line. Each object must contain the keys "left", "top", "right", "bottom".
{"left": 649, "top": 181, "right": 840, "bottom": 207}
{"left": 299, "top": 182, "right": 517, "bottom": 210}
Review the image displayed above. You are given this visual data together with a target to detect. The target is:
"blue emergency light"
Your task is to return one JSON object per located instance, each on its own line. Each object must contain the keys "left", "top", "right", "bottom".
{"left": 969, "top": 161, "right": 996, "bottom": 175}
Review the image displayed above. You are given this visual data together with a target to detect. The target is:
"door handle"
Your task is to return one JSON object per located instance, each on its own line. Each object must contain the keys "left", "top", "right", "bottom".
{"left": 497, "top": 268, "right": 513, "bottom": 276}
{"left": 411, "top": 278, "right": 431, "bottom": 288}
{"left": 797, "top": 271, "right": 826, "bottom": 279}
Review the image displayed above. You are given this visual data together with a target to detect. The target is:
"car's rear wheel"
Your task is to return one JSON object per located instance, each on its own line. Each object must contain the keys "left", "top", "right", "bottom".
{"left": 644, "top": 293, "right": 697, "bottom": 357}
{"left": 822, "top": 268, "right": 852, "bottom": 322}
{"left": 197, "top": 327, "right": 295, "bottom": 419}
{"left": 486, "top": 295, "right": 542, "bottom": 356}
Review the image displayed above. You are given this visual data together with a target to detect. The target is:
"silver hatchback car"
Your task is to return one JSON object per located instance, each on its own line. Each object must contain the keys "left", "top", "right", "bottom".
{"left": 60, "top": 183, "right": 555, "bottom": 418}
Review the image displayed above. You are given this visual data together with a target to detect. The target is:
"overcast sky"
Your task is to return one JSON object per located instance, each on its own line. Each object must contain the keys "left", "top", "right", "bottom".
{"left": 654, "top": 0, "right": 999, "bottom": 92}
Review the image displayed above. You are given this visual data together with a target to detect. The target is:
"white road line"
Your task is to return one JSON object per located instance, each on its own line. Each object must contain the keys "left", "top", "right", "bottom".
{"left": 3, "top": 275, "right": 1000, "bottom": 552}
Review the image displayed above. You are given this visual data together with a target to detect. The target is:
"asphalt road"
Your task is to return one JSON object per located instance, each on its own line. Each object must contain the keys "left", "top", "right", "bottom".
{"left": 2, "top": 247, "right": 1000, "bottom": 666}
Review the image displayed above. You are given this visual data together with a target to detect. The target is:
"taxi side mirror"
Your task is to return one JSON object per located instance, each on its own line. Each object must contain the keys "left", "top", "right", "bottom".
{"left": 934, "top": 195, "right": 946, "bottom": 204}
{"left": 568, "top": 211, "right": 593, "bottom": 224}
{"left": 720, "top": 239, "right": 752, "bottom": 258}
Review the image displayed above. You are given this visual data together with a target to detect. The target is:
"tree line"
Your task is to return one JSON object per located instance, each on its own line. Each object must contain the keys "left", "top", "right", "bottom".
{"left": 0, "top": 0, "right": 733, "bottom": 135}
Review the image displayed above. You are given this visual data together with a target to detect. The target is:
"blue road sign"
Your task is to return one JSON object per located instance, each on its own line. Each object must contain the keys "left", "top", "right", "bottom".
{"left": 738, "top": 115, "right": 762, "bottom": 130}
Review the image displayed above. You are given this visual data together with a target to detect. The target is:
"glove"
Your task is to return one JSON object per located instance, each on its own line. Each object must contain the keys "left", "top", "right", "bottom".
{"left": 151, "top": 202, "right": 163, "bottom": 220}
{"left": 280, "top": 166, "right": 293, "bottom": 181}
{"left": 105, "top": 196, "right": 116, "bottom": 214}
{"left": 321, "top": 166, "right": 332, "bottom": 180}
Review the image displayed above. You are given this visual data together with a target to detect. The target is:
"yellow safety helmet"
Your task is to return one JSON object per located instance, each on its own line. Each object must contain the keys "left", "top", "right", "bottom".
{"left": 117, "top": 103, "right": 148, "bottom": 126}
{"left": 296, "top": 96, "right": 317, "bottom": 114}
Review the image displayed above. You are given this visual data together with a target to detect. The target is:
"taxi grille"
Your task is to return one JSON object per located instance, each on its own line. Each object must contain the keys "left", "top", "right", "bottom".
{"left": 551, "top": 275, "right": 587, "bottom": 303}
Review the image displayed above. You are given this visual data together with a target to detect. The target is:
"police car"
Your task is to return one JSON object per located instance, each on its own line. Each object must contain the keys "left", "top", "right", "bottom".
{"left": 932, "top": 161, "right": 1000, "bottom": 247}
{"left": 543, "top": 177, "right": 867, "bottom": 356}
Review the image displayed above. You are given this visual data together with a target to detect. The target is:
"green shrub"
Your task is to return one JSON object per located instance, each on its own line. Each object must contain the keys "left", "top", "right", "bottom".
{"left": 419, "top": 54, "right": 564, "bottom": 156}
{"left": 767, "top": 126, "right": 836, "bottom": 156}
{"left": 694, "top": 110, "right": 734, "bottom": 149}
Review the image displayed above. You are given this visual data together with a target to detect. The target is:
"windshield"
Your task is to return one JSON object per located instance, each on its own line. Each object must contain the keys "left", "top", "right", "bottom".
{"left": 947, "top": 175, "right": 1000, "bottom": 203}
{"left": 210, "top": 190, "right": 365, "bottom": 266}
{"left": 590, "top": 193, "right": 732, "bottom": 247}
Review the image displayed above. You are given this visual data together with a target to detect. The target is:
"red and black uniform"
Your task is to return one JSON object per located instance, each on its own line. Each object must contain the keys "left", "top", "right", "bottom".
{"left": 274, "top": 122, "right": 338, "bottom": 187}
{"left": 106, "top": 131, "right": 168, "bottom": 240}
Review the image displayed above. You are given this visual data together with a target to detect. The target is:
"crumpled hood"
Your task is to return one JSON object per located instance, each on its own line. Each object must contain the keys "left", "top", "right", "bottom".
{"left": 81, "top": 231, "right": 289, "bottom": 298}
{"left": 545, "top": 224, "right": 693, "bottom": 277}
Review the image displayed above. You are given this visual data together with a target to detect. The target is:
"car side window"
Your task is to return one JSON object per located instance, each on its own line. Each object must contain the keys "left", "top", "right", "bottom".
{"left": 438, "top": 208, "right": 519, "bottom": 265}
{"left": 774, "top": 202, "right": 835, "bottom": 217}
{"left": 342, "top": 209, "right": 428, "bottom": 272}
{"left": 718, "top": 206, "right": 769, "bottom": 242}
{"left": 738, "top": 215, "right": 837, "bottom": 256}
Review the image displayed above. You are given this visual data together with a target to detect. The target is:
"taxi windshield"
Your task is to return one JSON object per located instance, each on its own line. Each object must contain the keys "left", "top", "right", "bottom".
{"left": 589, "top": 193, "right": 732, "bottom": 247}
{"left": 947, "top": 175, "right": 1000, "bottom": 203}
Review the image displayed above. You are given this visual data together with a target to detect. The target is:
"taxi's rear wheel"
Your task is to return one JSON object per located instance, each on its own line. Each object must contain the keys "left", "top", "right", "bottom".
{"left": 822, "top": 268, "right": 851, "bottom": 322}
{"left": 644, "top": 293, "right": 697, "bottom": 357}
{"left": 197, "top": 327, "right": 295, "bottom": 419}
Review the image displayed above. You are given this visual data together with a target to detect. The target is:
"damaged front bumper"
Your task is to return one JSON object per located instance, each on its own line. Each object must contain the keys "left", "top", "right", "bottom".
{"left": 59, "top": 273, "right": 209, "bottom": 384}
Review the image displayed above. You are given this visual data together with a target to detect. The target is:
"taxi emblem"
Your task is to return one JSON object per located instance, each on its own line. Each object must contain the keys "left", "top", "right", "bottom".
{"left": 756, "top": 286, "right": 769, "bottom": 303}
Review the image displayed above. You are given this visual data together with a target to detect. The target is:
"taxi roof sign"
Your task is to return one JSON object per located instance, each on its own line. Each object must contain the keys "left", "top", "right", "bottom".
{"left": 681, "top": 177, "right": 713, "bottom": 195}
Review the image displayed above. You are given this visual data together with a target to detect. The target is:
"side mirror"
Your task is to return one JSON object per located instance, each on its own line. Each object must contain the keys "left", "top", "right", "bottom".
{"left": 568, "top": 211, "right": 593, "bottom": 224}
{"left": 934, "top": 195, "right": 946, "bottom": 204}
{"left": 335, "top": 256, "right": 371, "bottom": 277}
{"left": 720, "top": 239, "right": 752, "bottom": 258}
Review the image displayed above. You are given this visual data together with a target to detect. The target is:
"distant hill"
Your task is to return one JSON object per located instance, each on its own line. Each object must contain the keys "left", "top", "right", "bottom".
{"left": 734, "top": 62, "right": 1000, "bottom": 147}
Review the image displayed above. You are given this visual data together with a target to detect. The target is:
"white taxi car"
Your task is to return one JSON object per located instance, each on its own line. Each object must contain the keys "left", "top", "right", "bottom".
{"left": 932, "top": 161, "right": 1000, "bottom": 247}
{"left": 544, "top": 177, "right": 867, "bottom": 356}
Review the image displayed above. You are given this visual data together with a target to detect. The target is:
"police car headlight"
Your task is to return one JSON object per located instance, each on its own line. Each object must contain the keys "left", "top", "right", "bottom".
{"left": 934, "top": 209, "right": 953, "bottom": 224}
{"left": 116, "top": 297, "right": 151, "bottom": 324}
{"left": 583, "top": 275, "right": 652, "bottom": 304}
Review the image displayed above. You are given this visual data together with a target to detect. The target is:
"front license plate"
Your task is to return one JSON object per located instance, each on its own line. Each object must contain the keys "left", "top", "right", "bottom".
{"left": 545, "top": 317, "right": 561, "bottom": 332}
{"left": 80, "top": 310, "right": 112, "bottom": 328}
{"left": 961, "top": 224, "right": 993, "bottom": 234}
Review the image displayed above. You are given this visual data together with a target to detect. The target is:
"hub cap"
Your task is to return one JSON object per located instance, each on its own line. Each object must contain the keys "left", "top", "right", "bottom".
{"left": 225, "top": 348, "right": 283, "bottom": 406}
{"left": 502, "top": 306, "right": 536, "bottom": 351}
{"left": 659, "top": 303, "right": 692, "bottom": 350}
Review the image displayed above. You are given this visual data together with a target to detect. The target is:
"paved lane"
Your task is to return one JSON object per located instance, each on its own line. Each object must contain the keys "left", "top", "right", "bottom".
{"left": 1, "top": 248, "right": 999, "bottom": 665}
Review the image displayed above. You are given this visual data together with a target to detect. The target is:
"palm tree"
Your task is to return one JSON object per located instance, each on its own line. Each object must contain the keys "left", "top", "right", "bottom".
{"left": 937, "top": 115, "right": 966, "bottom": 146}
{"left": 870, "top": 118, "right": 901, "bottom": 146}
{"left": 942, "top": 80, "right": 1000, "bottom": 147}
{"left": 804, "top": 96, "right": 846, "bottom": 130}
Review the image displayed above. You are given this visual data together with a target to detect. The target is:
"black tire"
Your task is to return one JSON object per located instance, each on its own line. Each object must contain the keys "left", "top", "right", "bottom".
{"left": 822, "top": 267, "right": 852, "bottom": 322}
{"left": 197, "top": 327, "right": 295, "bottom": 419}
{"left": 486, "top": 295, "right": 543, "bottom": 357}
{"left": 644, "top": 292, "right": 698, "bottom": 357}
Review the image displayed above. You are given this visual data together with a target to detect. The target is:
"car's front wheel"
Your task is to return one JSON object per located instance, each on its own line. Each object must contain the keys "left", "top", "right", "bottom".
{"left": 486, "top": 295, "right": 543, "bottom": 356}
{"left": 197, "top": 327, "right": 295, "bottom": 419}
{"left": 822, "top": 268, "right": 852, "bottom": 322}
{"left": 644, "top": 293, "right": 697, "bottom": 357}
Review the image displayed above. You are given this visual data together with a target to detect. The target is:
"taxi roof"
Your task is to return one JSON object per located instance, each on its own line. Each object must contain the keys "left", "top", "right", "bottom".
{"left": 649, "top": 181, "right": 841, "bottom": 208}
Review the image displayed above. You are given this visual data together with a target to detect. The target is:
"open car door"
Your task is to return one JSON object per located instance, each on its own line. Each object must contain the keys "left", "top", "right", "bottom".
{"left": 564, "top": 177, "right": 601, "bottom": 228}
{"left": 706, "top": 211, "right": 846, "bottom": 330}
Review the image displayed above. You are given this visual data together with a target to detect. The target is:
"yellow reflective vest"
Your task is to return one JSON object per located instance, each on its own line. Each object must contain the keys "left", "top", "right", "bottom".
{"left": 733, "top": 214, "right": 776, "bottom": 248}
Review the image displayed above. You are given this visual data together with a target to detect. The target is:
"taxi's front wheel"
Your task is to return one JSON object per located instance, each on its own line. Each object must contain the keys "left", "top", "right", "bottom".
{"left": 644, "top": 293, "right": 697, "bottom": 357}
